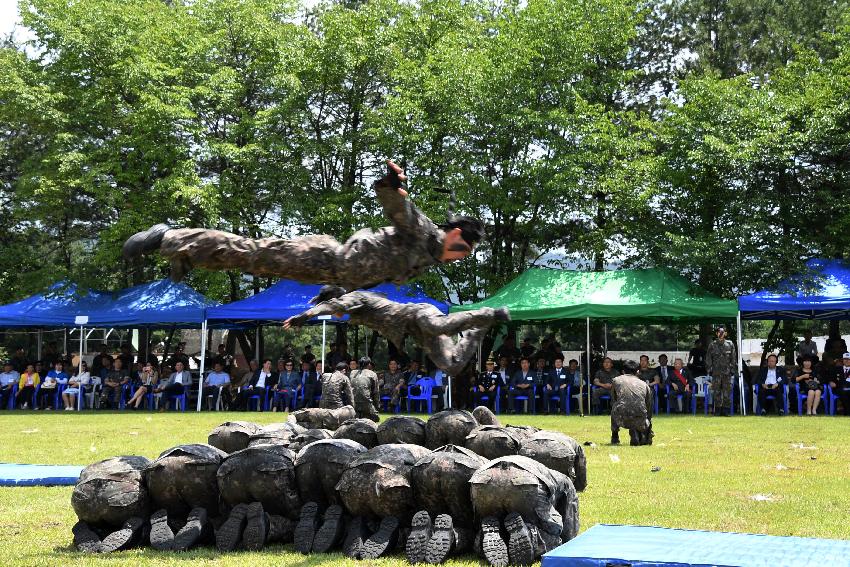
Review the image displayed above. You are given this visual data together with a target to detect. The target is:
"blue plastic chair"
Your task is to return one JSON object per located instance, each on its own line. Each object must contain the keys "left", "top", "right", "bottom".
{"left": 508, "top": 385, "right": 535, "bottom": 414}
{"left": 381, "top": 395, "right": 402, "bottom": 413}
{"left": 272, "top": 389, "right": 299, "bottom": 411}
{"left": 665, "top": 383, "right": 697, "bottom": 414}
{"left": 591, "top": 386, "right": 611, "bottom": 415}
{"left": 247, "top": 388, "right": 270, "bottom": 412}
{"left": 754, "top": 384, "right": 787, "bottom": 415}
{"left": 407, "top": 378, "right": 435, "bottom": 413}
{"left": 823, "top": 384, "right": 839, "bottom": 415}
{"left": 471, "top": 385, "right": 501, "bottom": 414}
{"left": 547, "top": 384, "right": 570, "bottom": 415}
{"left": 6, "top": 384, "right": 18, "bottom": 409}
{"left": 702, "top": 379, "right": 736, "bottom": 415}
{"left": 164, "top": 389, "right": 188, "bottom": 411}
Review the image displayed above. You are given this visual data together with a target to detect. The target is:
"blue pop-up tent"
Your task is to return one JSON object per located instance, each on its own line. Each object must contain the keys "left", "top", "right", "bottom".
{"left": 739, "top": 258, "right": 850, "bottom": 319}
{"left": 206, "top": 280, "right": 448, "bottom": 324}
{"left": 0, "top": 283, "right": 107, "bottom": 328}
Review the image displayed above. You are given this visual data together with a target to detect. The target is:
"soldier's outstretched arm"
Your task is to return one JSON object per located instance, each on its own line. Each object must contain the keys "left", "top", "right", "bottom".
{"left": 282, "top": 297, "right": 353, "bottom": 329}
{"left": 374, "top": 160, "right": 440, "bottom": 237}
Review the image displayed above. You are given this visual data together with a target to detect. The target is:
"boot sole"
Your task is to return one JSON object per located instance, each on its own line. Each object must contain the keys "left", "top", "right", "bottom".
{"left": 149, "top": 509, "right": 174, "bottom": 551}
{"left": 216, "top": 505, "right": 249, "bottom": 552}
{"left": 71, "top": 521, "right": 102, "bottom": 553}
{"left": 173, "top": 508, "right": 207, "bottom": 552}
{"left": 481, "top": 517, "right": 508, "bottom": 567}
{"left": 122, "top": 224, "right": 170, "bottom": 259}
{"left": 425, "top": 514, "right": 454, "bottom": 564}
{"left": 505, "top": 513, "right": 534, "bottom": 566}
{"left": 312, "top": 505, "right": 344, "bottom": 553}
{"left": 361, "top": 516, "right": 400, "bottom": 559}
{"left": 242, "top": 502, "right": 268, "bottom": 551}
{"left": 343, "top": 516, "right": 366, "bottom": 559}
{"left": 406, "top": 510, "right": 432, "bottom": 564}
{"left": 99, "top": 517, "right": 144, "bottom": 553}
{"left": 293, "top": 501, "right": 319, "bottom": 554}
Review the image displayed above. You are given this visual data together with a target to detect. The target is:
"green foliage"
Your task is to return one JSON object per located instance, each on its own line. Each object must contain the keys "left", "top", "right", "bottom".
{"left": 1, "top": 0, "right": 848, "bottom": 307}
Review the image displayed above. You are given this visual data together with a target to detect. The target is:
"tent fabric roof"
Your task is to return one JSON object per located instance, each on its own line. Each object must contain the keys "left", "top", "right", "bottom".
{"left": 450, "top": 268, "right": 738, "bottom": 321}
{"left": 206, "top": 280, "right": 449, "bottom": 323}
{"left": 738, "top": 258, "right": 850, "bottom": 319}
{"left": 0, "top": 280, "right": 218, "bottom": 328}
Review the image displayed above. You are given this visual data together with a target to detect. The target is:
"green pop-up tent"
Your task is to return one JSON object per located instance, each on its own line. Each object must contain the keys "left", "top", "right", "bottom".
{"left": 450, "top": 267, "right": 738, "bottom": 321}
{"left": 451, "top": 267, "right": 744, "bottom": 414}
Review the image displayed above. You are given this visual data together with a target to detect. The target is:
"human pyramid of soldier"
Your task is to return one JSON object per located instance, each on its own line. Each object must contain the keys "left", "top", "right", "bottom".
{"left": 71, "top": 407, "right": 586, "bottom": 566}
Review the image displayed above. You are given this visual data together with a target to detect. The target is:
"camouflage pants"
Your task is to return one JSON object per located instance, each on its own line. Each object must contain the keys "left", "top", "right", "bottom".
{"left": 611, "top": 409, "right": 649, "bottom": 433}
{"left": 160, "top": 228, "right": 340, "bottom": 283}
{"left": 423, "top": 326, "right": 489, "bottom": 376}
{"left": 711, "top": 373, "right": 732, "bottom": 411}
{"left": 354, "top": 402, "right": 380, "bottom": 422}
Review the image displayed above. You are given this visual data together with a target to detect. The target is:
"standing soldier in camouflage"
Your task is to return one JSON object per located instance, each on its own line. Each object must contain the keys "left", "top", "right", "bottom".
{"left": 706, "top": 326, "right": 736, "bottom": 417}
{"left": 123, "top": 161, "right": 484, "bottom": 288}
{"left": 350, "top": 357, "right": 381, "bottom": 422}
{"left": 284, "top": 288, "right": 510, "bottom": 376}
{"left": 610, "top": 362, "right": 654, "bottom": 446}
{"left": 320, "top": 363, "right": 354, "bottom": 410}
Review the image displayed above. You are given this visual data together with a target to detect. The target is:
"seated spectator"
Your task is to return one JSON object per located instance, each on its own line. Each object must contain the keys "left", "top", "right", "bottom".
{"left": 90, "top": 345, "right": 112, "bottom": 378}
{"left": 300, "top": 345, "right": 316, "bottom": 365}
{"left": 0, "top": 361, "right": 20, "bottom": 409}
{"left": 202, "top": 361, "right": 230, "bottom": 410}
{"left": 235, "top": 358, "right": 276, "bottom": 411}
{"left": 403, "top": 360, "right": 425, "bottom": 392}
{"left": 592, "top": 357, "right": 619, "bottom": 414}
{"left": 154, "top": 360, "right": 192, "bottom": 411}
{"left": 667, "top": 358, "right": 694, "bottom": 413}
{"left": 688, "top": 339, "right": 707, "bottom": 377}
{"left": 829, "top": 353, "right": 850, "bottom": 415}
{"left": 796, "top": 330, "right": 818, "bottom": 365}
{"left": 16, "top": 364, "right": 40, "bottom": 409}
{"left": 164, "top": 344, "right": 190, "bottom": 370}
{"left": 794, "top": 357, "right": 822, "bottom": 415}
{"left": 38, "top": 361, "right": 67, "bottom": 410}
{"left": 496, "top": 355, "right": 512, "bottom": 403}
{"left": 299, "top": 360, "right": 319, "bottom": 409}
{"left": 430, "top": 367, "right": 446, "bottom": 412}
{"left": 532, "top": 357, "right": 550, "bottom": 413}
{"left": 61, "top": 363, "right": 83, "bottom": 411}
{"left": 473, "top": 357, "right": 500, "bottom": 410}
{"left": 10, "top": 347, "right": 29, "bottom": 374}
{"left": 127, "top": 361, "right": 159, "bottom": 409}
{"left": 274, "top": 359, "right": 301, "bottom": 412}
{"left": 546, "top": 355, "right": 570, "bottom": 414}
{"left": 100, "top": 358, "right": 130, "bottom": 409}
{"left": 213, "top": 343, "right": 234, "bottom": 372}
{"left": 756, "top": 354, "right": 786, "bottom": 416}
{"left": 655, "top": 354, "right": 672, "bottom": 410}
{"left": 508, "top": 357, "right": 534, "bottom": 414}
{"left": 636, "top": 355, "right": 656, "bottom": 385}
{"left": 380, "top": 359, "right": 406, "bottom": 409}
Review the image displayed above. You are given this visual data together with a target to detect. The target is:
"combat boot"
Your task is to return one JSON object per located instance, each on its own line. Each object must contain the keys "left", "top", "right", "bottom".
{"left": 629, "top": 429, "right": 641, "bottom": 446}
{"left": 406, "top": 510, "right": 432, "bottom": 564}
{"left": 122, "top": 224, "right": 172, "bottom": 260}
{"left": 480, "top": 516, "right": 509, "bottom": 567}
{"left": 610, "top": 431, "right": 620, "bottom": 445}
{"left": 312, "top": 505, "right": 345, "bottom": 553}
{"left": 242, "top": 502, "right": 268, "bottom": 551}
{"left": 361, "top": 516, "right": 400, "bottom": 559}
{"left": 149, "top": 509, "right": 174, "bottom": 550}
{"left": 342, "top": 515, "right": 369, "bottom": 559}
{"left": 425, "top": 513, "right": 455, "bottom": 564}
{"left": 504, "top": 513, "right": 534, "bottom": 566}
{"left": 293, "top": 501, "right": 320, "bottom": 553}
{"left": 98, "top": 516, "right": 144, "bottom": 553}
{"left": 216, "top": 503, "right": 249, "bottom": 552}
{"left": 71, "top": 520, "right": 102, "bottom": 553}
{"left": 173, "top": 507, "right": 208, "bottom": 552}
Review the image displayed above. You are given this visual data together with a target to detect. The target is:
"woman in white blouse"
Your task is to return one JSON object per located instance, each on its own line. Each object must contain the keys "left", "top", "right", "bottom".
{"left": 63, "top": 361, "right": 89, "bottom": 410}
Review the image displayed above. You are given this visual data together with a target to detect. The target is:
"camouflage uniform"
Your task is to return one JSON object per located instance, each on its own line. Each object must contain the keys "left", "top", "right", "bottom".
{"left": 349, "top": 369, "right": 381, "bottom": 422}
{"left": 381, "top": 370, "right": 406, "bottom": 407}
{"left": 72, "top": 456, "right": 152, "bottom": 528}
{"left": 425, "top": 409, "right": 478, "bottom": 449}
{"left": 294, "top": 438, "right": 368, "bottom": 507}
{"left": 292, "top": 406, "right": 356, "bottom": 430}
{"left": 518, "top": 431, "right": 587, "bottom": 492}
{"left": 216, "top": 445, "right": 301, "bottom": 519}
{"left": 410, "top": 445, "right": 486, "bottom": 527}
{"left": 706, "top": 338, "right": 736, "bottom": 414}
{"left": 319, "top": 370, "right": 353, "bottom": 410}
{"left": 333, "top": 418, "right": 380, "bottom": 448}
{"left": 610, "top": 375, "right": 653, "bottom": 444}
{"left": 376, "top": 415, "right": 428, "bottom": 446}
{"left": 208, "top": 421, "right": 262, "bottom": 454}
{"left": 144, "top": 444, "right": 228, "bottom": 517}
{"left": 288, "top": 291, "right": 503, "bottom": 375}
{"left": 592, "top": 368, "right": 619, "bottom": 413}
{"left": 158, "top": 176, "right": 446, "bottom": 290}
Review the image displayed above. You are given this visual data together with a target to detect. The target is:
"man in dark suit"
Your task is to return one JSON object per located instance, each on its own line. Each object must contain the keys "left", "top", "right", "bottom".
{"left": 546, "top": 355, "right": 570, "bottom": 414}
{"left": 299, "top": 360, "right": 319, "bottom": 408}
{"left": 509, "top": 357, "right": 534, "bottom": 414}
{"left": 755, "top": 354, "right": 785, "bottom": 415}
{"left": 828, "top": 353, "right": 850, "bottom": 415}
{"left": 235, "top": 358, "right": 278, "bottom": 411}
{"left": 655, "top": 354, "right": 673, "bottom": 413}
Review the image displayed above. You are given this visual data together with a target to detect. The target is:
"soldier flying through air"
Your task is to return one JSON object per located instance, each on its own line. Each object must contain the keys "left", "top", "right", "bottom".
{"left": 122, "top": 161, "right": 484, "bottom": 290}
{"left": 283, "top": 287, "right": 510, "bottom": 376}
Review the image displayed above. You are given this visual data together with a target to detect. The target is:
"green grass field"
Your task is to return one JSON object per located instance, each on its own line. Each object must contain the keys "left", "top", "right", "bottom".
{"left": 1, "top": 410, "right": 847, "bottom": 566}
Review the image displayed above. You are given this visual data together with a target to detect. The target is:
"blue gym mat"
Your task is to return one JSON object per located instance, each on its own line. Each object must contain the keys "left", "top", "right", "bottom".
{"left": 542, "top": 524, "right": 850, "bottom": 567}
{"left": 0, "top": 463, "right": 84, "bottom": 486}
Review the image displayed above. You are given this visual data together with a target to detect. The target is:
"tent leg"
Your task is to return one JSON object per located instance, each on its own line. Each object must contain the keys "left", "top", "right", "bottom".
{"left": 255, "top": 326, "right": 260, "bottom": 362}
{"left": 736, "top": 312, "right": 746, "bottom": 416}
{"left": 63, "top": 329, "right": 68, "bottom": 357}
{"left": 603, "top": 322, "right": 608, "bottom": 357}
{"left": 321, "top": 321, "right": 327, "bottom": 372}
{"left": 584, "top": 317, "right": 590, "bottom": 416}
{"left": 197, "top": 320, "right": 208, "bottom": 412}
{"left": 37, "top": 330, "right": 43, "bottom": 361}
{"left": 78, "top": 326, "right": 84, "bottom": 411}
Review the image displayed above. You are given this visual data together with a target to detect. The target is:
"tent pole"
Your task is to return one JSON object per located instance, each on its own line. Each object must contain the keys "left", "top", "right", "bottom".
{"left": 736, "top": 312, "right": 746, "bottom": 416}
{"left": 603, "top": 323, "right": 608, "bottom": 356}
{"left": 584, "top": 317, "right": 590, "bottom": 417}
{"left": 255, "top": 326, "right": 260, "bottom": 362}
{"left": 78, "top": 325, "right": 84, "bottom": 411}
{"left": 197, "top": 320, "right": 208, "bottom": 412}
{"left": 37, "top": 329, "right": 43, "bottom": 361}
{"left": 321, "top": 320, "right": 327, "bottom": 372}
{"left": 63, "top": 329, "right": 68, "bottom": 357}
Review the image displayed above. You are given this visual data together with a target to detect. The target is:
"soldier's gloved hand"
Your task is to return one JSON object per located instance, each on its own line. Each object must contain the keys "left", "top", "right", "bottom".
{"left": 381, "top": 160, "right": 408, "bottom": 196}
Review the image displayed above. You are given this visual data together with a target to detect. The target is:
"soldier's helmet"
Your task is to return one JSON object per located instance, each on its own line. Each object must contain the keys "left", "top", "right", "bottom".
{"left": 464, "top": 425, "right": 525, "bottom": 460}
{"left": 248, "top": 421, "right": 306, "bottom": 448}
{"left": 472, "top": 405, "right": 500, "bottom": 426}
{"left": 208, "top": 421, "right": 262, "bottom": 454}
{"left": 334, "top": 418, "right": 379, "bottom": 448}
{"left": 376, "top": 415, "right": 427, "bottom": 446}
{"left": 288, "top": 428, "right": 333, "bottom": 453}
{"left": 72, "top": 456, "right": 152, "bottom": 528}
{"left": 518, "top": 430, "right": 587, "bottom": 491}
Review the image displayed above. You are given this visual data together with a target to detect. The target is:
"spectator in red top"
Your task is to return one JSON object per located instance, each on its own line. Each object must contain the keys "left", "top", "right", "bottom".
{"left": 666, "top": 358, "right": 695, "bottom": 413}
